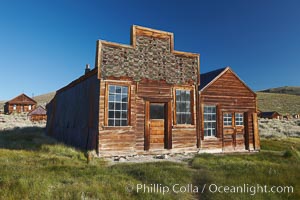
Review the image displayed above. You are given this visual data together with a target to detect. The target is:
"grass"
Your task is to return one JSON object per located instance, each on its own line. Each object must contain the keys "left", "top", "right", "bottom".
{"left": 0, "top": 127, "right": 299, "bottom": 199}
{"left": 257, "top": 92, "right": 300, "bottom": 114}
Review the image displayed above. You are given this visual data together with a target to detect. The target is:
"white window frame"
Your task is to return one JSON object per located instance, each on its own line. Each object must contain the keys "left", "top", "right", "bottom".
{"left": 13, "top": 104, "right": 16, "bottom": 110}
{"left": 29, "top": 105, "right": 32, "bottom": 110}
{"left": 175, "top": 89, "right": 192, "bottom": 124}
{"left": 203, "top": 105, "right": 216, "bottom": 137}
{"left": 107, "top": 85, "right": 129, "bottom": 126}
{"left": 223, "top": 113, "right": 233, "bottom": 126}
{"left": 235, "top": 113, "right": 244, "bottom": 126}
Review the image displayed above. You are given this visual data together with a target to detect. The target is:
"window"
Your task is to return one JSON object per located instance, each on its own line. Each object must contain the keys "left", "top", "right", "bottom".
{"left": 204, "top": 105, "right": 216, "bottom": 137}
{"left": 223, "top": 113, "right": 232, "bottom": 126}
{"left": 235, "top": 113, "right": 244, "bottom": 126}
{"left": 176, "top": 90, "right": 191, "bottom": 124}
{"left": 150, "top": 103, "right": 165, "bottom": 119}
{"left": 29, "top": 105, "right": 32, "bottom": 110}
{"left": 108, "top": 85, "right": 128, "bottom": 126}
{"left": 13, "top": 105, "right": 16, "bottom": 110}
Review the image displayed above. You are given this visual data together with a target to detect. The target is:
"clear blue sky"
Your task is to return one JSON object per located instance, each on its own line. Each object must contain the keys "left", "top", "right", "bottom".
{"left": 0, "top": 0, "right": 299, "bottom": 100}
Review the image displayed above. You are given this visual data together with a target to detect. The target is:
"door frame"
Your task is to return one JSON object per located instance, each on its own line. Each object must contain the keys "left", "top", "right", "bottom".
{"left": 221, "top": 110, "right": 247, "bottom": 150}
{"left": 144, "top": 98, "right": 172, "bottom": 150}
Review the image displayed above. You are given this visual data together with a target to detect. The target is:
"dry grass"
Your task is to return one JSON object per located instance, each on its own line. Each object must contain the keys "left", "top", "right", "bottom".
{"left": 259, "top": 119, "right": 300, "bottom": 138}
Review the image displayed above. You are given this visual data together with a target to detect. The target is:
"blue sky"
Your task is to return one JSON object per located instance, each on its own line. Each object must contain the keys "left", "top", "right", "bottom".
{"left": 0, "top": 0, "right": 299, "bottom": 100}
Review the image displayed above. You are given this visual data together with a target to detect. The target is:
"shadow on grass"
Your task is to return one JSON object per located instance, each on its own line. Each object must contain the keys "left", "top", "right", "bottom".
{"left": 0, "top": 126, "right": 57, "bottom": 151}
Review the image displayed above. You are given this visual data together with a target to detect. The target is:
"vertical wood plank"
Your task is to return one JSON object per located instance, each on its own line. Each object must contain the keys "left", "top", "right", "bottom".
{"left": 167, "top": 101, "right": 172, "bottom": 149}
{"left": 144, "top": 101, "right": 150, "bottom": 150}
{"left": 253, "top": 113, "right": 260, "bottom": 150}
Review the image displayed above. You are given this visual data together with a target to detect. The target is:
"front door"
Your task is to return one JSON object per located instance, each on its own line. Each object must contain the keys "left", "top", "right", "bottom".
{"left": 144, "top": 100, "right": 172, "bottom": 150}
{"left": 222, "top": 112, "right": 245, "bottom": 150}
{"left": 149, "top": 103, "right": 165, "bottom": 149}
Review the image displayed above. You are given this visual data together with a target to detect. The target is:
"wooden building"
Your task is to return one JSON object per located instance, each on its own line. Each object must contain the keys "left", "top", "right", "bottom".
{"left": 46, "top": 25, "right": 260, "bottom": 156}
{"left": 28, "top": 106, "right": 47, "bottom": 121}
{"left": 259, "top": 111, "right": 282, "bottom": 120}
{"left": 199, "top": 67, "right": 259, "bottom": 152}
{"left": 4, "top": 93, "right": 37, "bottom": 114}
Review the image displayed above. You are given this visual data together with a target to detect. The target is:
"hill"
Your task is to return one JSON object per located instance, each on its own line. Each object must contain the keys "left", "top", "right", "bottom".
{"left": 257, "top": 92, "right": 300, "bottom": 114}
{"left": 32, "top": 92, "right": 56, "bottom": 107}
{"left": 260, "top": 86, "right": 300, "bottom": 96}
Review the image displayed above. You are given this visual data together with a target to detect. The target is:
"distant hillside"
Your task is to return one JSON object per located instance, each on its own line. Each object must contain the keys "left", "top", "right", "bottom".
{"left": 260, "top": 86, "right": 300, "bottom": 96}
{"left": 0, "top": 92, "right": 55, "bottom": 111}
{"left": 33, "top": 92, "right": 56, "bottom": 107}
{"left": 257, "top": 92, "right": 300, "bottom": 115}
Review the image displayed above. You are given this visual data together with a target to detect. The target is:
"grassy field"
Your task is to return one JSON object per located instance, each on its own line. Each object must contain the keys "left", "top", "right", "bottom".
{"left": 257, "top": 92, "right": 300, "bottom": 114}
{"left": 0, "top": 127, "right": 299, "bottom": 200}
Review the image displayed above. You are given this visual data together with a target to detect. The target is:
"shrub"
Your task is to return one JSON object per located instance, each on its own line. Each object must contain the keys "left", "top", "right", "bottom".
{"left": 283, "top": 150, "right": 293, "bottom": 158}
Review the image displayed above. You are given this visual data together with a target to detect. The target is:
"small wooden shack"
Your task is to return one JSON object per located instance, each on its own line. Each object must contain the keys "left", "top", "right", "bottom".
{"left": 259, "top": 111, "right": 282, "bottom": 119}
{"left": 198, "top": 67, "right": 259, "bottom": 151}
{"left": 28, "top": 106, "right": 47, "bottom": 121}
{"left": 4, "top": 93, "right": 37, "bottom": 114}
{"left": 46, "top": 25, "right": 260, "bottom": 156}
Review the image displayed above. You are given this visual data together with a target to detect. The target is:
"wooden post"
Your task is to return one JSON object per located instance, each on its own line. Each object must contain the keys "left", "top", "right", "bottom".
{"left": 253, "top": 113, "right": 260, "bottom": 150}
{"left": 144, "top": 101, "right": 150, "bottom": 150}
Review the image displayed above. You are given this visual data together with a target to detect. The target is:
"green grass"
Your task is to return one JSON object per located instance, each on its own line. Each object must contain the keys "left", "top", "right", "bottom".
{"left": 0, "top": 127, "right": 299, "bottom": 199}
{"left": 257, "top": 92, "right": 300, "bottom": 115}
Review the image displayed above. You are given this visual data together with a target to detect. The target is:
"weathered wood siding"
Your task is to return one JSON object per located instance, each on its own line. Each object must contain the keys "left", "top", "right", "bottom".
{"left": 98, "top": 79, "right": 198, "bottom": 156}
{"left": 199, "top": 70, "right": 257, "bottom": 150}
{"left": 46, "top": 72, "right": 99, "bottom": 150}
{"left": 29, "top": 114, "right": 47, "bottom": 121}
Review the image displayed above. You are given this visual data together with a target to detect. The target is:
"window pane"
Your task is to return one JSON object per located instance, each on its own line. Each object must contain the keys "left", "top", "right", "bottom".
{"left": 115, "top": 111, "right": 120, "bottom": 118}
{"left": 176, "top": 89, "right": 191, "bottom": 124}
{"left": 203, "top": 105, "right": 216, "bottom": 137}
{"left": 122, "top": 87, "right": 128, "bottom": 93}
{"left": 122, "top": 103, "right": 127, "bottom": 110}
{"left": 109, "top": 102, "right": 114, "bottom": 109}
{"left": 116, "top": 86, "right": 121, "bottom": 93}
{"left": 109, "top": 95, "right": 115, "bottom": 102}
{"left": 150, "top": 103, "right": 165, "bottom": 119}
{"left": 108, "top": 119, "right": 114, "bottom": 126}
{"left": 116, "top": 94, "right": 121, "bottom": 101}
{"left": 121, "top": 111, "right": 127, "bottom": 118}
{"left": 108, "top": 85, "right": 129, "bottom": 126}
{"left": 109, "top": 85, "right": 115, "bottom": 93}
{"left": 121, "top": 120, "right": 127, "bottom": 126}
{"left": 122, "top": 95, "right": 127, "bottom": 102}
{"left": 115, "top": 120, "right": 120, "bottom": 126}
{"left": 109, "top": 111, "right": 114, "bottom": 118}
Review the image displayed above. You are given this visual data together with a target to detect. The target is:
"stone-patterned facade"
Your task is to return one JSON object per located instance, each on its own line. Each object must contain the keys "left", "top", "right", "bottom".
{"left": 100, "top": 27, "right": 199, "bottom": 84}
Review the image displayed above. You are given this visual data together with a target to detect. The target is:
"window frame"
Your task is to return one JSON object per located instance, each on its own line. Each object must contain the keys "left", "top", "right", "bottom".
{"left": 203, "top": 105, "right": 217, "bottom": 137}
{"left": 173, "top": 86, "right": 195, "bottom": 126}
{"left": 235, "top": 113, "right": 244, "bottom": 126}
{"left": 105, "top": 82, "right": 131, "bottom": 127}
{"left": 223, "top": 112, "right": 233, "bottom": 127}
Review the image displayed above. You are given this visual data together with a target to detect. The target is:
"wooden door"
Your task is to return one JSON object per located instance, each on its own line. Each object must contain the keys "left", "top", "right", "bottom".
{"left": 149, "top": 103, "right": 165, "bottom": 149}
{"left": 234, "top": 113, "right": 245, "bottom": 150}
{"left": 222, "top": 112, "right": 245, "bottom": 150}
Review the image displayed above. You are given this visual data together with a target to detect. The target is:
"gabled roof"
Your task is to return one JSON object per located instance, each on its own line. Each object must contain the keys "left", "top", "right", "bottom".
{"left": 6, "top": 93, "right": 37, "bottom": 105}
{"left": 28, "top": 106, "right": 46, "bottom": 116}
{"left": 199, "top": 67, "right": 256, "bottom": 95}
{"left": 199, "top": 67, "right": 227, "bottom": 90}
